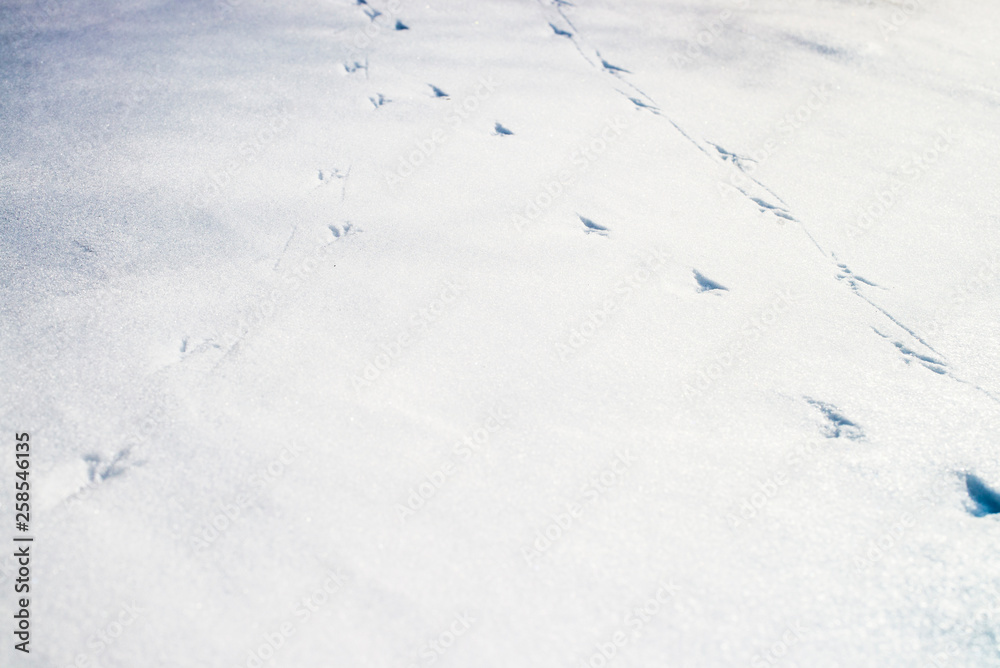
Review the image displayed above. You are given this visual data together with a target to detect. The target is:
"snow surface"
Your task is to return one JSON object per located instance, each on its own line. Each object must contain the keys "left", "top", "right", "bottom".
{"left": 2, "top": 0, "right": 1000, "bottom": 666}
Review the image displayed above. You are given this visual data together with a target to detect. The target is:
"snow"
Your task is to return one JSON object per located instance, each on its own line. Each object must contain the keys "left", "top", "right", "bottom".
{"left": 2, "top": 0, "right": 1000, "bottom": 666}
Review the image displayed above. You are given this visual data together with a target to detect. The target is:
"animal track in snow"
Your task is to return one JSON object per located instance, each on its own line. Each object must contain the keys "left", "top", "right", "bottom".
{"left": 692, "top": 270, "right": 726, "bottom": 293}
{"left": 804, "top": 398, "right": 864, "bottom": 440}
{"left": 539, "top": 0, "right": 991, "bottom": 413}
{"left": 273, "top": 224, "right": 298, "bottom": 270}
{"left": 964, "top": 474, "right": 1000, "bottom": 517}
{"left": 538, "top": 0, "right": 803, "bottom": 240}
{"left": 600, "top": 57, "right": 630, "bottom": 74}
{"left": 549, "top": 22, "right": 572, "bottom": 37}
{"left": 872, "top": 328, "right": 947, "bottom": 374}
{"left": 786, "top": 34, "right": 845, "bottom": 59}
{"left": 833, "top": 257, "right": 882, "bottom": 291}
{"left": 493, "top": 122, "right": 514, "bottom": 136}
{"left": 395, "top": 20, "right": 409, "bottom": 30}
{"left": 328, "top": 222, "right": 354, "bottom": 239}
{"left": 628, "top": 97, "right": 659, "bottom": 112}
{"left": 316, "top": 167, "right": 349, "bottom": 185}
{"left": 749, "top": 196, "right": 796, "bottom": 222}
{"left": 369, "top": 93, "right": 390, "bottom": 109}
{"left": 710, "top": 142, "right": 757, "bottom": 172}
{"left": 310, "top": 166, "right": 350, "bottom": 201}
{"left": 429, "top": 84, "right": 449, "bottom": 98}
{"left": 83, "top": 447, "right": 135, "bottom": 482}
{"left": 342, "top": 59, "right": 368, "bottom": 77}
{"left": 578, "top": 215, "right": 608, "bottom": 236}
{"left": 73, "top": 239, "right": 97, "bottom": 254}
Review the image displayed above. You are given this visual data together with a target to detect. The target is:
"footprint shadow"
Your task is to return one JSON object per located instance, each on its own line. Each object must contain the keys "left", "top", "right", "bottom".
{"left": 965, "top": 473, "right": 1000, "bottom": 517}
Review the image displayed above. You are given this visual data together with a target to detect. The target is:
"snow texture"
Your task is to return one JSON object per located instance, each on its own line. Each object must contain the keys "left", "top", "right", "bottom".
{"left": 2, "top": 0, "right": 1000, "bottom": 666}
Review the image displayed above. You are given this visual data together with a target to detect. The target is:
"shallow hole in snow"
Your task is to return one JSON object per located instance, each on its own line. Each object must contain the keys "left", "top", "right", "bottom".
{"left": 692, "top": 269, "right": 727, "bottom": 293}
{"left": 964, "top": 474, "right": 1000, "bottom": 517}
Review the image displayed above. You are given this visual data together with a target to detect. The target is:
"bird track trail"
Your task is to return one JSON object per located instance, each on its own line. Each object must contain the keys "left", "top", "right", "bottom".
{"left": 533, "top": 0, "right": 998, "bottom": 407}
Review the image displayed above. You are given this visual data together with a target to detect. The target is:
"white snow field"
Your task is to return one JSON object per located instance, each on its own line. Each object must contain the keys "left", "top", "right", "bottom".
{"left": 2, "top": 0, "right": 1000, "bottom": 665}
